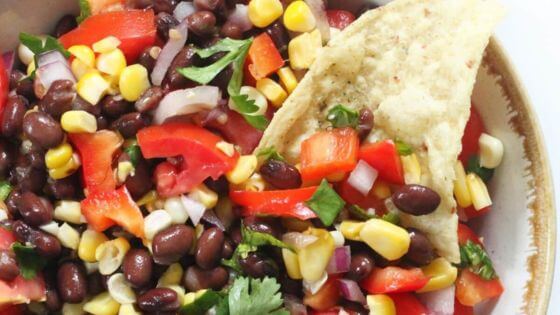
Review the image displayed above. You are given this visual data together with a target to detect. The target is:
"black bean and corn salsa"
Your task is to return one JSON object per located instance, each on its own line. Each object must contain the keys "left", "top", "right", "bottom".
{"left": 0, "top": 0, "right": 506, "bottom": 314}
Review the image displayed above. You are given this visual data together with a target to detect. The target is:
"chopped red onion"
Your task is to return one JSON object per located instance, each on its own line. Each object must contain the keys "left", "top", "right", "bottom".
{"left": 180, "top": 195, "right": 206, "bottom": 226}
{"left": 34, "top": 61, "right": 75, "bottom": 99}
{"left": 37, "top": 50, "right": 67, "bottom": 68}
{"left": 417, "top": 286, "right": 455, "bottom": 315}
{"left": 151, "top": 19, "right": 188, "bottom": 86}
{"left": 2, "top": 51, "right": 15, "bottom": 75}
{"left": 283, "top": 232, "right": 318, "bottom": 249}
{"left": 326, "top": 246, "right": 351, "bottom": 274}
{"left": 154, "top": 85, "right": 221, "bottom": 124}
{"left": 174, "top": 1, "right": 196, "bottom": 21}
{"left": 338, "top": 279, "right": 366, "bottom": 305}
{"left": 227, "top": 4, "right": 253, "bottom": 32}
{"left": 305, "top": 0, "right": 330, "bottom": 42}
{"left": 347, "top": 160, "right": 378, "bottom": 196}
{"left": 284, "top": 295, "right": 308, "bottom": 315}
{"left": 201, "top": 209, "right": 226, "bottom": 231}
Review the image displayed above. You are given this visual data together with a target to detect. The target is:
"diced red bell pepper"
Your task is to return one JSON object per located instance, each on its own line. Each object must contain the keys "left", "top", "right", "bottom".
{"left": 454, "top": 298, "right": 474, "bottom": 315}
{"left": 455, "top": 269, "right": 504, "bottom": 306}
{"left": 230, "top": 186, "right": 318, "bottom": 220}
{"left": 247, "top": 33, "right": 284, "bottom": 80}
{"left": 326, "top": 10, "right": 356, "bottom": 30}
{"left": 0, "top": 57, "right": 8, "bottom": 122}
{"left": 243, "top": 59, "right": 257, "bottom": 87}
{"left": 0, "top": 227, "right": 16, "bottom": 250}
{"left": 81, "top": 186, "right": 144, "bottom": 237}
{"left": 59, "top": 10, "right": 156, "bottom": 63}
{"left": 137, "top": 123, "right": 238, "bottom": 197}
{"left": 389, "top": 293, "right": 429, "bottom": 315}
{"left": 204, "top": 108, "right": 263, "bottom": 154}
{"left": 303, "top": 276, "right": 341, "bottom": 311}
{"left": 360, "top": 267, "right": 430, "bottom": 294}
{"left": 457, "top": 223, "right": 482, "bottom": 246}
{"left": 300, "top": 128, "right": 359, "bottom": 183}
{"left": 69, "top": 130, "right": 123, "bottom": 193}
{"left": 462, "top": 205, "right": 491, "bottom": 220}
{"left": 359, "top": 140, "right": 404, "bottom": 185}
{"left": 337, "top": 178, "right": 387, "bottom": 213}
{"left": 459, "top": 106, "right": 485, "bottom": 164}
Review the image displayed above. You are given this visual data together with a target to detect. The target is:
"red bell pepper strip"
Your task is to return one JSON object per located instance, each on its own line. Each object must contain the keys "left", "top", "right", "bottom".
{"left": 388, "top": 293, "right": 429, "bottom": 315}
{"left": 454, "top": 298, "right": 474, "bottom": 315}
{"left": 457, "top": 223, "right": 482, "bottom": 246}
{"left": 360, "top": 267, "right": 430, "bottom": 294}
{"left": 300, "top": 128, "right": 359, "bottom": 183}
{"left": 137, "top": 123, "right": 238, "bottom": 197}
{"left": 0, "top": 57, "right": 8, "bottom": 121}
{"left": 59, "top": 10, "right": 156, "bottom": 63}
{"left": 459, "top": 106, "right": 485, "bottom": 164}
{"left": 326, "top": 10, "right": 356, "bottom": 30}
{"left": 359, "top": 140, "right": 404, "bottom": 185}
{"left": 303, "top": 276, "right": 341, "bottom": 311}
{"left": 247, "top": 33, "right": 284, "bottom": 80}
{"left": 455, "top": 269, "right": 504, "bottom": 306}
{"left": 230, "top": 186, "right": 318, "bottom": 220}
{"left": 81, "top": 186, "right": 144, "bottom": 237}
{"left": 69, "top": 130, "right": 123, "bottom": 193}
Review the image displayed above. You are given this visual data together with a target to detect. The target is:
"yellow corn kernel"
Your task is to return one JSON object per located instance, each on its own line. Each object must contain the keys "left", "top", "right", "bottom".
{"left": 93, "top": 36, "right": 122, "bottom": 54}
{"left": 283, "top": 1, "right": 316, "bottom": 32}
{"left": 417, "top": 258, "right": 458, "bottom": 293}
{"left": 339, "top": 221, "right": 365, "bottom": 241}
{"left": 54, "top": 201, "right": 82, "bottom": 224}
{"left": 79, "top": 229, "right": 109, "bottom": 263}
{"left": 45, "top": 143, "right": 73, "bottom": 169}
{"left": 58, "top": 223, "right": 80, "bottom": 250}
{"left": 157, "top": 263, "right": 184, "bottom": 287}
{"left": 277, "top": 67, "right": 298, "bottom": 94}
{"left": 118, "top": 304, "right": 141, "bottom": 315}
{"left": 453, "top": 161, "right": 472, "bottom": 208}
{"left": 96, "top": 237, "right": 131, "bottom": 275}
{"left": 49, "top": 153, "right": 81, "bottom": 180}
{"left": 256, "top": 78, "right": 288, "bottom": 107}
{"left": 183, "top": 292, "right": 196, "bottom": 306}
{"left": 188, "top": 184, "right": 218, "bottom": 209}
{"left": 479, "top": 133, "right": 504, "bottom": 169}
{"left": 61, "top": 110, "right": 98, "bottom": 133}
{"left": 84, "top": 292, "right": 120, "bottom": 315}
{"left": 119, "top": 64, "right": 151, "bottom": 102}
{"left": 401, "top": 153, "right": 421, "bottom": 184}
{"left": 18, "top": 42, "right": 35, "bottom": 66}
{"left": 68, "top": 45, "right": 95, "bottom": 67}
{"left": 226, "top": 155, "right": 258, "bottom": 184}
{"left": 248, "top": 0, "right": 283, "bottom": 28}
{"left": 103, "top": 74, "right": 121, "bottom": 96}
{"left": 137, "top": 190, "right": 158, "bottom": 207}
{"left": 116, "top": 161, "right": 134, "bottom": 184}
{"left": 298, "top": 228, "right": 334, "bottom": 282}
{"left": 96, "top": 49, "right": 127, "bottom": 76}
{"left": 359, "top": 218, "right": 410, "bottom": 260}
{"left": 216, "top": 141, "right": 235, "bottom": 157}
{"left": 239, "top": 173, "right": 267, "bottom": 192}
{"left": 282, "top": 217, "right": 313, "bottom": 232}
{"left": 466, "top": 173, "right": 492, "bottom": 211}
{"left": 288, "top": 29, "right": 322, "bottom": 70}
{"left": 367, "top": 294, "right": 396, "bottom": 315}
{"left": 372, "top": 181, "right": 391, "bottom": 200}
{"left": 71, "top": 58, "right": 94, "bottom": 80}
{"left": 282, "top": 248, "right": 302, "bottom": 279}
{"left": 26, "top": 60, "right": 36, "bottom": 76}
{"left": 77, "top": 71, "right": 110, "bottom": 105}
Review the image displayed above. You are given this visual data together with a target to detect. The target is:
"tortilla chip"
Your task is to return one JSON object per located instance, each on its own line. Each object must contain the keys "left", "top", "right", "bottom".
{"left": 257, "top": 0, "right": 503, "bottom": 263}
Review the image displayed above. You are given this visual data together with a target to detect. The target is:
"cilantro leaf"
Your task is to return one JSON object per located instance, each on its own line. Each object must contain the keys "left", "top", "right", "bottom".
{"left": 178, "top": 50, "right": 239, "bottom": 85}
{"left": 395, "top": 140, "right": 413, "bottom": 156}
{"left": 225, "top": 39, "right": 252, "bottom": 96}
{"left": 349, "top": 205, "right": 376, "bottom": 220}
{"left": 228, "top": 277, "right": 289, "bottom": 315}
{"left": 256, "top": 147, "right": 285, "bottom": 162}
{"left": 19, "top": 33, "right": 70, "bottom": 58}
{"left": 381, "top": 212, "right": 400, "bottom": 225}
{"left": 466, "top": 156, "right": 494, "bottom": 182}
{"left": 12, "top": 242, "right": 47, "bottom": 279}
{"left": 194, "top": 38, "right": 249, "bottom": 58}
{"left": 124, "top": 144, "right": 141, "bottom": 168}
{"left": 242, "top": 113, "right": 269, "bottom": 131}
{"left": 0, "top": 181, "right": 12, "bottom": 201}
{"left": 77, "top": 0, "right": 92, "bottom": 24}
{"left": 459, "top": 240, "right": 496, "bottom": 280}
{"left": 230, "top": 94, "right": 260, "bottom": 114}
{"left": 327, "top": 105, "right": 359, "bottom": 128}
{"left": 241, "top": 225, "right": 293, "bottom": 251}
{"left": 221, "top": 243, "right": 255, "bottom": 272}
{"left": 306, "top": 179, "right": 345, "bottom": 226}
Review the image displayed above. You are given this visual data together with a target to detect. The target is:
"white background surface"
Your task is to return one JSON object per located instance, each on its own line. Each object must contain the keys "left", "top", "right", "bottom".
{"left": 495, "top": 0, "right": 559, "bottom": 313}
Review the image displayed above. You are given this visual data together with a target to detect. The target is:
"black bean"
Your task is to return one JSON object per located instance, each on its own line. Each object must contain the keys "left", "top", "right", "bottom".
{"left": 11, "top": 155, "right": 46, "bottom": 193}
{"left": 153, "top": 0, "right": 179, "bottom": 13}
{"left": 44, "top": 175, "right": 79, "bottom": 200}
{"left": 279, "top": 274, "right": 302, "bottom": 297}
{"left": 220, "top": 21, "right": 243, "bottom": 39}
{"left": 100, "top": 95, "right": 132, "bottom": 118}
{"left": 96, "top": 115, "right": 109, "bottom": 130}
{"left": 16, "top": 191, "right": 53, "bottom": 227}
{"left": 203, "top": 176, "right": 229, "bottom": 196}
{"left": 54, "top": 15, "right": 77, "bottom": 38}
{"left": 243, "top": 216, "right": 282, "bottom": 238}
{"left": 45, "top": 282, "right": 62, "bottom": 312}
{"left": 164, "top": 46, "right": 196, "bottom": 90}
{"left": 135, "top": 86, "right": 164, "bottom": 113}
{"left": 260, "top": 159, "right": 302, "bottom": 190}
{"left": 239, "top": 252, "right": 279, "bottom": 278}
{"left": 22, "top": 112, "right": 64, "bottom": 149}
{"left": 392, "top": 184, "right": 441, "bottom": 216}
{"left": 39, "top": 80, "right": 75, "bottom": 119}
{"left": 27, "top": 150, "right": 45, "bottom": 170}
{"left": 210, "top": 64, "right": 233, "bottom": 93}
{"left": 194, "top": 0, "right": 225, "bottom": 11}
{"left": 123, "top": 248, "right": 153, "bottom": 288}
{"left": 347, "top": 253, "right": 374, "bottom": 281}
{"left": 183, "top": 266, "right": 228, "bottom": 291}
{"left": 125, "top": 159, "right": 153, "bottom": 199}
{"left": 152, "top": 225, "right": 195, "bottom": 265}
{"left": 221, "top": 238, "right": 233, "bottom": 259}
{"left": 195, "top": 227, "right": 224, "bottom": 269}
{"left": 156, "top": 12, "right": 179, "bottom": 41}
{"left": 405, "top": 228, "right": 435, "bottom": 266}
{"left": 357, "top": 108, "right": 374, "bottom": 140}
{"left": 137, "top": 47, "right": 157, "bottom": 74}
{"left": 265, "top": 21, "right": 290, "bottom": 58}
{"left": 87, "top": 272, "right": 105, "bottom": 296}
{"left": 137, "top": 288, "right": 180, "bottom": 312}
{"left": 33, "top": 230, "right": 62, "bottom": 258}
{"left": 111, "top": 112, "right": 149, "bottom": 138}
{"left": 5, "top": 190, "right": 20, "bottom": 218}
{"left": 0, "top": 140, "right": 15, "bottom": 177}
{"left": 0, "top": 250, "right": 20, "bottom": 281}
{"left": 10, "top": 70, "right": 35, "bottom": 100}
{"left": 2, "top": 95, "right": 28, "bottom": 136}
{"left": 72, "top": 95, "right": 101, "bottom": 116}
{"left": 187, "top": 11, "right": 217, "bottom": 37}
{"left": 57, "top": 261, "right": 87, "bottom": 303}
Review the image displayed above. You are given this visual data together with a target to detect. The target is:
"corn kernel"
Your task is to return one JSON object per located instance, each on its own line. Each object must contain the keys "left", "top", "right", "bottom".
{"left": 238, "top": 173, "right": 267, "bottom": 192}
{"left": 93, "top": 36, "right": 122, "bottom": 53}
{"left": 144, "top": 210, "right": 173, "bottom": 240}
{"left": 46, "top": 143, "right": 73, "bottom": 169}
{"left": 417, "top": 257, "right": 458, "bottom": 292}
{"left": 372, "top": 181, "right": 391, "bottom": 199}
{"left": 40, "top": 221, "right": 60, "bottom": 236}
{"left": 453, "top": 161, "right": 472, "bottom": 208}
{"left": 68, "top": 45, "right": 95, "bottom": 67}
{"left": 157, "top": 263, "right": 184, "bottom": 287}
{"left": 188, "top": 184, "right": 218, "bottom": 209}
{"left": 256, "top": 78, "right": 288, "bottom": 107}
{"left": 330, "top": 230, "right": 345, "bottom": 247}
{"left": 96, "top": 49, "right": 127, "bottom": 76}
{"left": 226, "top": 155, "right": 258, "bottom": 184}
{"left": 289, "top": 29, "right": 322, "bottom": 70}
{"left": 137, "top": 190, "right": 158, "bottom": 207}
{"left": 248, "top": 0, "right": 283, "bottom": 28}
{"left": 183, "top": 292, "right": 196, "bottom": 306}
{"left": 107, "top": 273, "right": 136, "bottom": 304}
{"left": 283, "top": 1, "right": 316, "bottom": 32}
{"left": 49, "top": 153, "right": 81, "bottom": 180}
{"left": 61, "top": 110, "right": 98, "bottom": 133}
{"left": 118, "top": 304, "right": 141, "bottom": 315}
{"left": 359, "top": 218, "right": 410, "bottom": 260}
{"left": 117, "top": 161, "right": 134, "bottom": 183}
{"left": 58, "top": 223, "right": 80, "bottom": 250}
{"left": 79, "top": 229, "right": 109, "bottom": 263}
{"left": 62, "top": 302, "right": 86, "bottom": 315}
{"left": 27, "top": 60, "right": 36, "bottom": 76}
{"left": 104, "top": 74, "right": 121, "bottom": 96}
{"left": 298, "top": 228, "right": 334, "bottom": 282}
{"left": 18, "top": 42, "right": 35, "bottom": 66}
{"left": 282, "top": 248, "right": 302, "bottom": 279}
{"left": 277, "top": 67, "right": 298, "bottom": 94}
{"left": 367, "top": 294, "right": 396, "bottom": 315}
{"left": 479, "top": 133, "right": 504, "bottom": 169}
{"left": 401, "top": 153, "right": 421, "bottom": 184}
{"left": 466, "top": 173, "right": 492, "bottom": 211}
{"left": 71, "top": 59, "right": 94, "bottom": 80}
{"left": 119, "top": 64, "right": 151, "bottom": 102}
{"left": 96, "top": 237, "right": 130, "bottom": 275}
{"left": 216, "top": 141, "right": 235, "bottom": 157}
{"left": 339, "top": 221, "right": 365, "bottom": 241}
{"left": 84, "top": 292, "right": 120, "bottom": 315}
{"left": 77, "top": 71, "right": 110, "bottom": 105}
{"left": 164, "top": 197, "right": 189, "bottom": 224}
{"left": 54, "top": 201, "right": 82, "bottom": 224}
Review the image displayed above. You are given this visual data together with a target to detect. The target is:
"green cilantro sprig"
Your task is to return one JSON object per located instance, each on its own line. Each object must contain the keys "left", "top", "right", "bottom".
{"left": 225, "top": 277, "right": 289, "bottom": 315}
{"left": 327, "top": 105, "right": 359, "bottom": 129}
{"left": 395, "top": 140, "right": 413, "bottom": 156}
{"left": 349, "top": 205, "right": 400, "bottom": 225}
{"left": 123, "top": 142, "right": 141, "bottom": 168}
{"left": 18, "top": 33, "right": 70, "bottom": 78}
{"left": 459, "top": 240, "right": 497, "bottom": 280}
{"left": 305, "top": 179, "right": 345, "bottom": 226}
{"left": 12, "top": 242, "right": 47, "bottom": 279}
{"left": 256, "top": 146, "right": 285, "bottom": 163}
{"left": 77, "top": 0, "right": 92, "bottom": 24}
{"left": 0, "top": 181, "right": 12, "bottom": 201}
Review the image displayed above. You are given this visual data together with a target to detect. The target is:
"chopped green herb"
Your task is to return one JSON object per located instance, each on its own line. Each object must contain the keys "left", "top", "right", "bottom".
{"left": 227, "top": 277, "right": 289, "bottom": 315}
{"left": 221, "top": 243, "right": 255, "bottom": 272}
{"left": 12, "top": 242, "right": 47, "bottom": 279}
{"left": 19, "top": 33, "right": 70, "bottom": 59}
{"left": 241, "top": 225, "right": 293, "bottom": 251}
{"left": 349, "top": 205, "right": 376, "bottom": 220}
{"left": 0, "top": 181, "right": 12, "bottom": 201}
{"left": 326, "top": 105, "right": 359, "bottom": 128}
{"left": 381, "top": 212, "right": 400, "bottom": 225}
{"left": 180, "top": 289, "right": 222, "bottom": 315}
{"left": 256, "top": 147, "right": 285, "bottom": 163}
{"left": 395, "top": 140, "right": 413, "bottom": 156}
{"left": 124, "top": 144, "right": 141, "bottom": 168}
{"left": 459, "top": 240, "right": 496, "bottom": 280}
{"left": 178, "top": 49, "right": 240, "bottom": 85}
{"left": 306, "top": 179, "right": 345, "bottom": 226}
{"left": 77, "top": 0, "right": 92, "bottom": 24}
{"left": 466, "top": 155, "right": 494, "bottom": 182}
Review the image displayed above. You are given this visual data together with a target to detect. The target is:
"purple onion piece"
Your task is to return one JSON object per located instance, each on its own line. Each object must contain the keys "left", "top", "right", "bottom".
{"left": 327, "top": 246, "right": 351, "bottom": 274}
